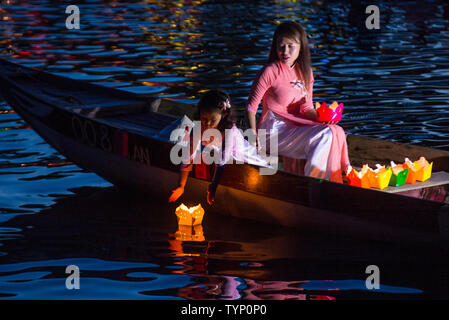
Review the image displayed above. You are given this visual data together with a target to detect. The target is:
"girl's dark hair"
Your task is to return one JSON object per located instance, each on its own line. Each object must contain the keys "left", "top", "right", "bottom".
{"left": 195, "top": 89, "right": 235, "bottom": 132}
{"left": 268, "top": 21, "right": 312, "bottom": 92}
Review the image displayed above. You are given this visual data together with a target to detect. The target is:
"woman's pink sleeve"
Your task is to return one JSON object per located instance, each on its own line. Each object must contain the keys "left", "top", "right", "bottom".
{"left": 300, "top": 69, "right": 315, "bottom": 114}
{"left": 246, "top": 65, "right": 275, "bottom": 114}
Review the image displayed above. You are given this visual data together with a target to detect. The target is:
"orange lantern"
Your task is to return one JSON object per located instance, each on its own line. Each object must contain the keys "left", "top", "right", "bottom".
{"left": 367, "top": 164, "right": 392, "bottom": 190}
{"left": 174, "top": 224, "right": 205, "bottom": 242}
{"left": 192, "top": 225, "right": 205, "bottom": 242}
{"left": 175, "top": 203, "right": 205, "bottom": 226}
{"left": 403, "top": 158, "right": 419, "bottom": 184}
{"left": 403, "top": 157, "right": 433, "bottom": 183}
{"left": 346, "top": 165, "right": 371, "bottom": 188}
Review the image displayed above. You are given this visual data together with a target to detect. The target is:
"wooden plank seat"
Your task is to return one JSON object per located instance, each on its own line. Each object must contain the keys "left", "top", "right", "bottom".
{"left": 100, "top": 111, "right": 179, "bottom": 137}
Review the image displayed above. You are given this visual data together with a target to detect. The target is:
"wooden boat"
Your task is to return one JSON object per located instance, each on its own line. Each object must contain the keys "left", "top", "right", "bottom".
{"left": 1, "top": 58, "right": 449, "bottom": 241}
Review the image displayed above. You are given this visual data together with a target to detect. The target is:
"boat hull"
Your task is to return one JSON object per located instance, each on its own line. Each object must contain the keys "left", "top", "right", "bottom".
{"left": 1, "top": 58, "right": 449, "bottom": 241}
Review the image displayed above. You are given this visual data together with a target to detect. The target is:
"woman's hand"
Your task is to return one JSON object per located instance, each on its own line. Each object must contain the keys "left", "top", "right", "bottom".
{"left": 168, "top": 186, "right": 184, "bottom": 203}
{"left": 248, "top": 130, "right": 262, "bottom": 153}
{"left": 303, "top": 109, "right": 318, "bottom": 121}
{"left": 207, "top": 184, "right": 216, "bottom": 205}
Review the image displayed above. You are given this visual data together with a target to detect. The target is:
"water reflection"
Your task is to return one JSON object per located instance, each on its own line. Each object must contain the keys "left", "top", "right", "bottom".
{"left": 1, "top": 0, "right": 448, "bottom": 146}
{"left": 1, "top": 186, "right": 446, "bottom": 299}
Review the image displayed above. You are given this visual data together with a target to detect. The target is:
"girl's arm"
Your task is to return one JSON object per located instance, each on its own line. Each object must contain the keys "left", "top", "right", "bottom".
{"left": 168, "top": 128, "right": 196, "bottom": 203}
{"left": 168, "top": 170, "right": 189, "bottom": 203}
{"left": 178, "top": 169, "right": 190, "bottom": 189}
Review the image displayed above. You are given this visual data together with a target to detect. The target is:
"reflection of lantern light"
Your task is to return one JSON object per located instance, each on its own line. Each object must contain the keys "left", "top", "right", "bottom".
{"left": 175, "top": 203, "right": 205, "bottom": 226}
{"left": 247, "top": 169, "right": 261, "bottom": 188}
{"left": 192, "top": 225, "right": 205, "bottom": 242}
{"left": 174, "top": 223, "right": 205, "bottom": 242}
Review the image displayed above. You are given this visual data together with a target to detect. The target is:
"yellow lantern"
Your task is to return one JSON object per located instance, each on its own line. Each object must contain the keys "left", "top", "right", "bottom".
{"left": 175, "top": 203, "right": 205, "bottom": 226}
{"left": 174, "top": 223, "right": 205, "bottom": 242}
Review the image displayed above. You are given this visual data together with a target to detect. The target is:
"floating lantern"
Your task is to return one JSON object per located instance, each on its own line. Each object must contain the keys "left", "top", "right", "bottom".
{"left": 174, "top": 224, "right": 206, "bottom": 241}
{"left": 175, "top": 203, "right": 205, "bottom": 226}
{"left": 315, "top": 101, "right": 344, "bottom": 122}
{"left": 174, "top": 223, "right": 205, "bottom": 242}
{"left": 367, "top": 164, "right": 392, "bottom": 190}
{"left": 403, "top": 157, "right": 433, "bottom": 183}
{"left": 388, "top": 161, "right": 409, "bottom": 187}
{"left": 175, "top": 225, "right": 195, "bottom": 241}
{"left": 346, "top": 165, "right": 371, "bottom": 188}
{"left": 192, "top": 225, "right": 205, "bottom": 242}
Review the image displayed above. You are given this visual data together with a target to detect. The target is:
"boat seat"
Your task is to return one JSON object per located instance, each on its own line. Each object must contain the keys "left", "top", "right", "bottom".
{"left": 69, "top": 98, "right": 162, "bottom": 118}
{"left": 99, "top": 110, "right": 179, "bottom": 137}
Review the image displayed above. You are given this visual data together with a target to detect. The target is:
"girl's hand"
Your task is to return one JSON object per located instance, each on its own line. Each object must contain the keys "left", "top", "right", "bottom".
{"left": 168, "top": 187, "right": 184, "bottom": 203}
{"left": 207, "top": 184, "right": 216, "bottom": 205}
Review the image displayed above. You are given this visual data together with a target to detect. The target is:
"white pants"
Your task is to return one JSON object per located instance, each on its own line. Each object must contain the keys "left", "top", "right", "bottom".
{"left": 259, "top": 111, "right": 333, "bottom": 179}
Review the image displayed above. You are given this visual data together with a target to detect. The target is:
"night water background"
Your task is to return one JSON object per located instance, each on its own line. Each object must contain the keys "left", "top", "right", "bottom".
{"left": 0, "top": 0, "right": 449, "bottom": 299}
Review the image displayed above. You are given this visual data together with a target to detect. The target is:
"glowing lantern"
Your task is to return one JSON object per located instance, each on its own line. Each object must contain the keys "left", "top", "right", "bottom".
{"left": 346, "top": 165, "right": 371, "bottom": 188}
{"left": 367, "top": 164, "right": 392, "bottom": 190}
{"left": 403, "top": 157, "right": 433, "bottom": 183}
{"left": 175, "top": 225, "right": 195, "bottom": 241}
{"left": 192, "top": 225, "right": 205, "bottom": 242}
{"left": 174, "top": 224, "right": 205, "bottom": 242}
{"left": 175, "top": 203, "right": 205, "bottom": 226}
{"left": 388, "top": 161, "right": 409, "bottom": 187}
{"left": 315, "top": 101, "right": 344, "bottom": 122}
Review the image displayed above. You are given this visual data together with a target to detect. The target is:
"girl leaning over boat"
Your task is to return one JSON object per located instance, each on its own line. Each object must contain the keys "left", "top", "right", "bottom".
{"left": 168, "top": 89, "right": 236, "bottom": 205}
{"left": 246, "top": 21, "right": 350, "bottom": 183}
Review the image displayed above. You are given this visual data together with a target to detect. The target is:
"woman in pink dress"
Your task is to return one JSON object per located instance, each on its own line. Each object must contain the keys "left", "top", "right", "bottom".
{"left": 246, "top": 21, "right": 350, "bottom": 183}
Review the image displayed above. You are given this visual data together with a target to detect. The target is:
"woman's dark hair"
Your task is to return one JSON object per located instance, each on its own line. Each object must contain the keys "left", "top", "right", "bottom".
{"left": 195, "top": 89, "right": 235, "bottom": 132}
{"left": 268, "top": 21, "right": 312, "bottom": 92}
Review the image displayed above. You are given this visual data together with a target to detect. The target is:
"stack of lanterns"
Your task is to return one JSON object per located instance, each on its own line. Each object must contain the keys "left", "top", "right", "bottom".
{"left": 314, "top": 101, "right": 434, "bottom": 190}
{"left": 346, "top": 157, "right": 433, "bottom": 190}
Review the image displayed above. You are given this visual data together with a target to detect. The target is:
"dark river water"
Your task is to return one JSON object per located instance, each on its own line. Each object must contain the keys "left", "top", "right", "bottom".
{"left": 1, "top": 0, "right": 449, "bottom": 300}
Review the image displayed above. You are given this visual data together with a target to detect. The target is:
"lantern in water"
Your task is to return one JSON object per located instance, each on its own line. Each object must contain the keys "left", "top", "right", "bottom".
{"left": 174, "top": 224, "right": 205, "bottom": 242}
{"left": 367, "top": 164, "right": 392, "bottom": 190}
{"left": 346, "top": 165, "right": 371, "bottom": 188}
{"left": 315, "top": 101, "right": 344, "bottom": 122}
{"left": 175, "top": 203, "right": 205, "bottom": 226}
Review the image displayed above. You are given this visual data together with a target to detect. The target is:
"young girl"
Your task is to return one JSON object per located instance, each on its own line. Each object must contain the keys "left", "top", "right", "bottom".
{"left": 246, "top": 21, "right": 350, "bottom": 183}
{"left": 168, "top": 89, "right": 236, "bottom": 205}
